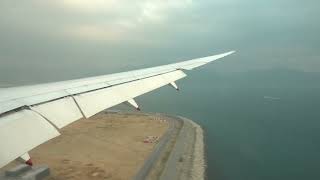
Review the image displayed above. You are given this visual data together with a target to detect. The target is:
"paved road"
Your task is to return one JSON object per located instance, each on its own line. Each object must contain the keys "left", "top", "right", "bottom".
{"left": 134, "top": 113, "right": 201, "bottom": 180}
{"left": 133, "top": 114, "right": 182, "bottom": 180}
{"left": 159, "top": 116, "right": 196, "bottom": 180}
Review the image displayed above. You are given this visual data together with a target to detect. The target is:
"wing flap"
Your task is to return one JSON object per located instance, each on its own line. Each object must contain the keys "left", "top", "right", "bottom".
{"left": 0, "top": 110, "right": 60, "bottom": 168}
{"left": 74, "top": 70, "right": 186, "bottom": 118}
{"left": 31, "top": 97, "right": 84, "bottom": 129}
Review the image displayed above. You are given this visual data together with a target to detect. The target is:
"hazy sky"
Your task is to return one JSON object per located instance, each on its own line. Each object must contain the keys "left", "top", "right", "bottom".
{"left": 0, "top": 0, "right": 319, "bottom": 85}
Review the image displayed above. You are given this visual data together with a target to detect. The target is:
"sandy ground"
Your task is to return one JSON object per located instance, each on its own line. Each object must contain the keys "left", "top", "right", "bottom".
{"left": 1, "top": 111, "right": 168, "bottom": 180}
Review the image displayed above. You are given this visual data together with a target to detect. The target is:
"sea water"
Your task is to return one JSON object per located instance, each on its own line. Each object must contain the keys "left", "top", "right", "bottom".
{"left": 137, "top": 69, "right": 320, "bottom": 180}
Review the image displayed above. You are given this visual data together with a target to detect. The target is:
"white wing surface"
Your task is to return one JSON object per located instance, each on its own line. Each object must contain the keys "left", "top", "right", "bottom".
{"left": 0, "top": 51, "right": 234, "bottom": 168}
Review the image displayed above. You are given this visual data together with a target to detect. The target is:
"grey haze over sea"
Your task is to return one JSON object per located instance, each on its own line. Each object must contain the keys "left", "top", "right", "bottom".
{"left": 1, "top": 0, "right": 320, "bottom": 179}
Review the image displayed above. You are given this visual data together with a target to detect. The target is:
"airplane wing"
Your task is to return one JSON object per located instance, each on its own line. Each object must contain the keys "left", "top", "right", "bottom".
{"left": 0, "top": 51, "right": 234, "bottom": 168}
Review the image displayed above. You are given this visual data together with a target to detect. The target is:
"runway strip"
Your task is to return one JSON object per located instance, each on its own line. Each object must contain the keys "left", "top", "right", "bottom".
{"left": 133, "top": 114, "right": 183, "bottom": 180}
{"left": 134, "top": 114, "right": 205, "bottom": 180}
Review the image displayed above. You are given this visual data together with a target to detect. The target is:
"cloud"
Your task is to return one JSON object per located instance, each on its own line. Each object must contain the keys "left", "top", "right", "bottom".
{"left": 58, "top": 0, "right": 117, "bottom": 12}
{"left": 137, "top": 0, "right": 193, "bottom": 22}
{"left": 57, "top": 0, "right": 194, "bottom": 40}
{"left": 0, "top": 0, "right": 320, "bottom": 77}
{"left": 0, "top": 0, "right": 194, "bottom": 41}
{"left": 62, "top": 24, "right": 120, "bottom": 41}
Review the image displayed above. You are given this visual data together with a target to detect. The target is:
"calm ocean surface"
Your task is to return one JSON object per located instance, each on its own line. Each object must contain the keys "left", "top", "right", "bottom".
{"left": 135, "top": 69, "right": 320, "bottom": 180}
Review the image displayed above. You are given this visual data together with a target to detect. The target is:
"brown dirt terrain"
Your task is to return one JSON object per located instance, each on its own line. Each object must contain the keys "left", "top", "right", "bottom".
{"left": 1, "top": 111, "right": 168, "bottom": 180}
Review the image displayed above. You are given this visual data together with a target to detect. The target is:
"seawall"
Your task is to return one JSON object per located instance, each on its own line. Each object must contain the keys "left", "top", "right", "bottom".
{"left": 135, "top": 114, "right": 206, "bottom": 180}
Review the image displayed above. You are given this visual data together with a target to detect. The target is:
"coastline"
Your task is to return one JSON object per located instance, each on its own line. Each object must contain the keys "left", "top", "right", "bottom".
{"left": 182, "top": 117, "right": 206, "bottom": 180}
{"left": 137, "top": 114, "right": 206, "bottom": 180}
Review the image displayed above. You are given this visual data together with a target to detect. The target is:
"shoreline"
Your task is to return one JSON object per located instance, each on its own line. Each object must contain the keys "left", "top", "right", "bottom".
{"left": 182, "top": 117, "right": 206, "bottom": 180}
{"left": 137, "top": 114, "right": 206, "bottom": 180}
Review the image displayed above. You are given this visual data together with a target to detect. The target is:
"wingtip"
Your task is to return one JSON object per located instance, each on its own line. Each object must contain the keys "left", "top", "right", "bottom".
{"left": 209, "top": 50, "right": 236, "bottom": 62}
{"left": 208, "top": 50, "right": 236, "bottom": 59}
{"left": 224, "top": 50, "right": 236, "bottom": 56}
{"left": 213, "top": 50, "right": 236, "bottom": 60}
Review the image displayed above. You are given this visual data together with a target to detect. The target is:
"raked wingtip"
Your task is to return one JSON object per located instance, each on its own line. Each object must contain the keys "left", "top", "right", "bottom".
{"left": 226, "top": 50, "right": 236, "bottom": 55}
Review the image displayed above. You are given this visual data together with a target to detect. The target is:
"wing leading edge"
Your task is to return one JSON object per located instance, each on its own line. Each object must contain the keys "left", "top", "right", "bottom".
{"left": 0, "top": 51, "right": 235, "bottom": 168}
